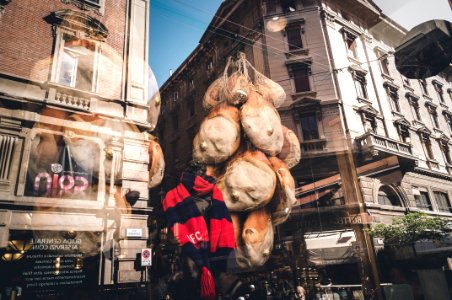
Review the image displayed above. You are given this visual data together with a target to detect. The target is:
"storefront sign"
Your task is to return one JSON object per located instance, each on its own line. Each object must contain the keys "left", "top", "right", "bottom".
{"left": 303, "top": 212, "right": 372, "bottom": 230}
{"left": 141, "top": 248, "right": 152, "bottom": 266}
{"left": 0, "top": 231, "right": 100, "bottom": 298}
{"left": 126, "top": 228, "right": 143, "bottom": 238}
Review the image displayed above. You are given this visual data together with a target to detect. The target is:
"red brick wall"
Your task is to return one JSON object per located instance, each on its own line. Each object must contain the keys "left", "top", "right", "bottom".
{"left": 0, "top": 0, "right": 127, "bottom": 99}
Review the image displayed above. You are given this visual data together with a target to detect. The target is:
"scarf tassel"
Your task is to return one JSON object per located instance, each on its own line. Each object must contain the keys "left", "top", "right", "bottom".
{"left": 200, "top": 266, "right": 216, "bottom": 300}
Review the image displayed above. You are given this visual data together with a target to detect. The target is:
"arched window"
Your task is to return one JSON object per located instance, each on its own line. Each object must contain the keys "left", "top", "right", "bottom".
{"left": 377, "top": 186, "right": 402, "bottom": 206}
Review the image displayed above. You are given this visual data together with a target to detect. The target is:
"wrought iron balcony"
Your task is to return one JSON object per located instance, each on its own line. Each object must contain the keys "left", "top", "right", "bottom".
{"left": 356, "top": 132, "right": 415, "bottom": 160}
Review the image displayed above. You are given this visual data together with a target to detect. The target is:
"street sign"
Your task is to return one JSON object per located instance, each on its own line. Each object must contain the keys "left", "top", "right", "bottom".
{"left": 126, "top": 228, "right": 143, "bottom": 238}
{"left": 141, "top": 248, "right": 152, "bottom": 266}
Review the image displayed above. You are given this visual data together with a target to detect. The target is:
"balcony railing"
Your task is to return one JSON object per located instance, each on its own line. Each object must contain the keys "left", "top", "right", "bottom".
{"left": 301, "top": 139, "right": 327, "bottom": 152}
{"left": 356, "top": 132, "right": 414, "bottom": 157}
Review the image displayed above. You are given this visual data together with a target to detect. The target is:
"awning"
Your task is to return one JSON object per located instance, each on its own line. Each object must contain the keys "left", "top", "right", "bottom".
{"left": 305, "top": 230, "right": 358, "bottom": 265}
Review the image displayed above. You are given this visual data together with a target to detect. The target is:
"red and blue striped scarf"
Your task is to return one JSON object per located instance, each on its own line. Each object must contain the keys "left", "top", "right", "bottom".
{"left": 163, "top": 172, "right": 236, "bottom": 300}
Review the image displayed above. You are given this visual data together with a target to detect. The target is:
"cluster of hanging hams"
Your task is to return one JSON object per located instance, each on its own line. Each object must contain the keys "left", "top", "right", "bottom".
{"left": 193, "top": 54, "right": 301, "bottom": 268}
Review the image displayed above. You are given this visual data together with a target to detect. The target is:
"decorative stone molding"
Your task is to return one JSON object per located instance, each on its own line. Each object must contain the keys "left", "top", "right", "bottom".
{"left": 45, "top": 9, "right": 108, "bottom": 41}
{"left": 61, "top": 0, "right": 103, "bottom": 16}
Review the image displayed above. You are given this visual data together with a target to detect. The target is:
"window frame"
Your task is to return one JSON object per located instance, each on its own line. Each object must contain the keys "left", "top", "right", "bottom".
{"left": 354, "top": 73, "right": 368, "bottom": 100}
{"left": 51, "top": 29, "right": 101, "bottom": 93}
{"left": 288, "top": 62, "right": 312, "bottom": 94}
{"left": 432, "top": 80, "right": 445, "bottom": 103}
{"left": 299, "top": 113, "right": 320, "bottom": 141}
{"left": 284, "top": 21, "right": 306, "bottom": 53}
{"left": 386, "top": 85, "right": 400, "bottom": 112}
{"left": 420, "top": 132, "right": 435, "bottom": 160}
{"left": 413, "top": 187, "right": 433, "bottom": 211}
{"left": 433, "top": 191, "right": 451, "bottom": 212}
{"left": 341, "top": 28, "right": 359, "bottom": 60}
{"left": 419, "top": 79, "right": 429, "bottom": 96}
{"left": 407, "top": 94, "right": 422, "bottom": 121}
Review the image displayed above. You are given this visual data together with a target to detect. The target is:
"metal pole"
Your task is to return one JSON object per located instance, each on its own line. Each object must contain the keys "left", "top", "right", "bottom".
{"left": 336, "top": 149, "right": 384, "bottom": 300}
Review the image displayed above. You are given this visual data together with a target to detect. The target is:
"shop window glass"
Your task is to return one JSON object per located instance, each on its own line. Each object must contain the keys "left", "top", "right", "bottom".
{"left": 25, "top": 131, "right": 99, "bottom": 200}
{"left": 434, "top": 191, "right": 451, "bottom": 212}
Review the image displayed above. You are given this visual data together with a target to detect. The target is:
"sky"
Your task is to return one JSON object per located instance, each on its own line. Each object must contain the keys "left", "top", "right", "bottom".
{"left": 149, "top": 0, "right": 452, "bottom": 88}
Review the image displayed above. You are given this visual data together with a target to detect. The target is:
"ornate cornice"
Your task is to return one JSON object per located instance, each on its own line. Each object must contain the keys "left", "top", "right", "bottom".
{"left": 61, "top": 0, "right": 102, "bottom": 16}
{"left": 44, "top": 9, "right": 108, "bottom": 40}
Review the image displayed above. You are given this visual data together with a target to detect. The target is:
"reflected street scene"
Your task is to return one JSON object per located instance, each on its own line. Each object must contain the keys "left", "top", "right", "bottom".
{"left": 1, "top": 0, "right": 452, "bottom": 300}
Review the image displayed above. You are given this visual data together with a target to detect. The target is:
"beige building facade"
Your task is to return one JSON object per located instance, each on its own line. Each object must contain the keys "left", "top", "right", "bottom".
{"left": 158, "top": 0, "right": 452, "bottom": 298}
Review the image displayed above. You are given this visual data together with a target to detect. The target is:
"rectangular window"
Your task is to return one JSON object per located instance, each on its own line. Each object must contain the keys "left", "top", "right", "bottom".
{"left": 413, "top": 105, "right": 422, "bottom": 121}
{"left": 292, "top": 65, "right": 311, "bottom": 93}
{"left": 379, "top": 55, "right": 390, "bottom": 76}
{"left": 434, "top": 83, "right": 445, "bottom": 103}
{"left": 434, "top": 192, "right": 451, "bottom": 212}
{"left": 419, "top": 79, "right": 429, "bottom": 95}
{"left": 413, "top": 188, "right": 433, "bottom": 211}
{"left": 399, "top": 126, "right": 411, "bottom": 144}
{"left": 55, "top": 33, "right": 99, "bottom": 92}
{"left": 388, "top": 89, "right": 400, "bottom": 112}
{"left": 440, "top": 141, "right": 451, "bottom": 164}
{"left": 345, "top": 34, "right": 358, "bottom": 58}
{"left": 286, "top": 27, "right": 303, "bottom": 51}
{"left": 354, "top": 74, "right": 368, "bottom": 99}
{"left": 300, "top": 115, "right": 319, "bottom": 141}
{"left": 423, "top": 136, "right": 435, "bottom": 160}
{"left": 430, "top": 110, "right": 439, "bottom": 128}
{"left": 410, "top": 100, "right": 422, "bottom": 121}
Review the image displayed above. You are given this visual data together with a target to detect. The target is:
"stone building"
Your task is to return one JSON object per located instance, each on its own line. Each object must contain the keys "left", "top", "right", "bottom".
{"left": 0, "top": 0, "right": 153, "bottom": 298}
{"left": 158, "top": 0, "right": 452, "bottom": 298}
